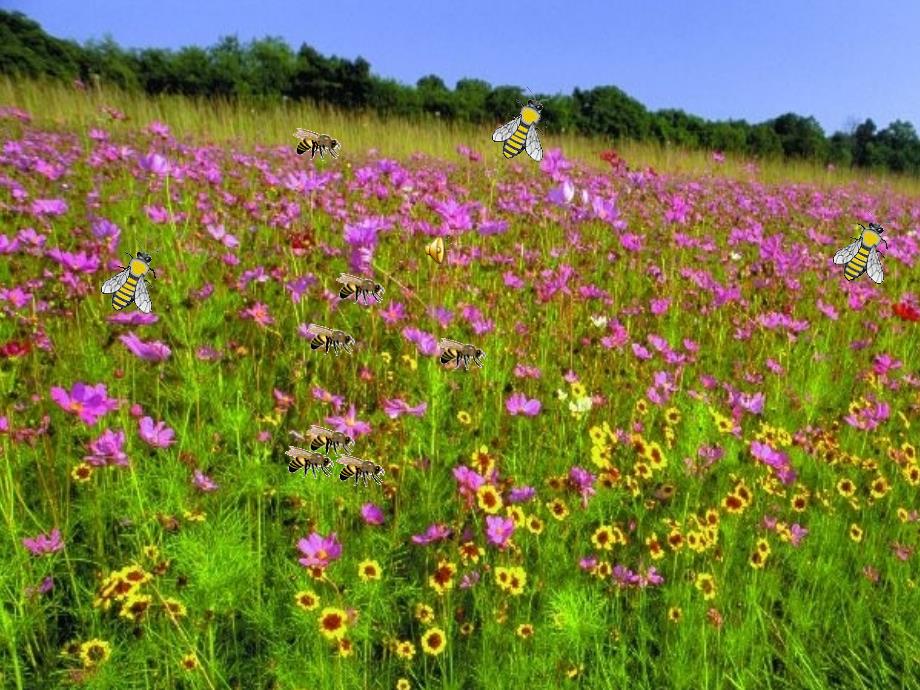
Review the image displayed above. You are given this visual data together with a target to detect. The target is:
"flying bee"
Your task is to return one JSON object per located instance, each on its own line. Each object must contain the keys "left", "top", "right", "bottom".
{"left": 306, "top": 323, "right": 355, "bottom": 355}
{"left": 293, "top": 128, "right": 341, "bottom": 159}
{"left": 285, "top": 446, "right": 334, "bottom": 478}
{"left": 336, "top": 273, "right": 384, "bottom": 305}
{"left": 492, "top": 99, "right": 544, "bottom": 162}
{"left": 336, "top": 455, "right": 385, "bottom": 487}
{"left": 290, "top": 426, "right": 354, "bottom": 456}
{"left": 833, "top": 223, "right": 888, "bottom": 284}
{"left": 438, "top": 338, "right": 485, "bottom": 371}
{"left": 101, "top": 252, "right": 156, "bottom": 313}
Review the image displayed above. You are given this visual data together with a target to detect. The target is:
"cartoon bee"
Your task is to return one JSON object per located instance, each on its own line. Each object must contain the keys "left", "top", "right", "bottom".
{"left": 438, "top": 338, "right": 485, "bottom": 371}
{"left": 101, "top": 252, "right": 156, "bottom": 313}
{"left": 834, "top": 223, "right": 888, "bottom": 283}
{"left": 492, "top": 99, "right": 544, "bottom": 162}
{"left": 336, "top": 455, "right": 385, "bottom": 487}
{"left": 337, "top": 274, "right": 384, "bottom": 305}
{"left": 306, "top": 324, "right": 355, "bottom": 355}
{"left": 290, "top": 426, "right": 354, "bottom": 456}
{"left": 285, "top": 447, "right": 334, "bottom": 479}
{"left": 293, "top": 128, "right": 341, "bottom": 159}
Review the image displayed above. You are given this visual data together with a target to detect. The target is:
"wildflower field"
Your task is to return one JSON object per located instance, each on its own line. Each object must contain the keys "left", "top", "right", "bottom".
{"left": 1, "top": 81, "right": 919, "bottom": 690}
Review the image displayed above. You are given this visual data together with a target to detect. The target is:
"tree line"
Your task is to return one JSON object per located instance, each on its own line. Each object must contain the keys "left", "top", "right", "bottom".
{"left": 2, "top": 10, "right": 919, "bottom": 175}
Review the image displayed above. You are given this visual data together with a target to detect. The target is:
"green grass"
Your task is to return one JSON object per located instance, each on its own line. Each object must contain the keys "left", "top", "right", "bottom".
{"left": 0, "top": 80, "right": 919, "bottom": 690}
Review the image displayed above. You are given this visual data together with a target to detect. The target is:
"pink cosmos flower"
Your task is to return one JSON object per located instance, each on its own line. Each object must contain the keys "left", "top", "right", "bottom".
{"left": 506, "top": 393, "right": 541, "bottom": 416}
{"left": 312, "top": 387, "right": 344, "bottom": 410}
{"left": 297, "top": 532, "right": 342, "bottom": 569}
{"left": 382, "top": 398, "right": 427, "bottom": 419}
{"left": 50, "top": 382, "right": 119, "bottom": 426}
{"left": 485, "top": 515, "right": 515, "bottom": 549}
{"left": 84, "top": 428, "right": 128, "bottom": 467}
{"left": 23, "top": 529, "right": 63, "bottom": 556}
{"left": 239, "top": 302, "right": 274, "bottom": 327}
{"left": 138, "top": 416, "right": 176, "bottom": 448}
{"left": 107, "top": 311, "right": 158, "bottom": 325}
{"left": 192, "top": 470, "right": 218, "bottom": 492}
{"left": 411, "top": 523, "right": 452, "bottom": 545}
{"left": 360, "top": 503, "right": 385, "bottom": 525}
{"left": 119, "top": 332, "right": 171, "bottom": 362}
{"left": 325, "top": 405, "right": 372, "bottom": 438}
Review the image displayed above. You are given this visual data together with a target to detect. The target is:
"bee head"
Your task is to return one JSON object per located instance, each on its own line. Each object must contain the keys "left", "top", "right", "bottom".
{"left": 374, "top": 465, "right": 386, "bottom": 478}
{"left": 331, "top": 139, "right": 338, "bottom": 147}
{"left": 476, "top": 349, "right": 485, "bottom": 359}
{"left": 323, "top": 457, "right": 334, "bottom": 469}
{"left": 375, "top": 283, "right": 384, "bottom": 293}
{"left": 139, "top": 252, "right": 153, "bottom": 263}
{"left": 535, "top": 101, "right": 544, "bottom": 112}
{"left": 871, "top": 223, "right": 884, "bottom": 234}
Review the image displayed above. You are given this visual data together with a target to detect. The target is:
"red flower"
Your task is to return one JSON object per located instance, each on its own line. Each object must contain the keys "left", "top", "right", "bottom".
{"left": 0, "top": 340, "right": 30, "bottom": 358}
{"left": 893, "top": 302, "right": 920, "bottom": 322}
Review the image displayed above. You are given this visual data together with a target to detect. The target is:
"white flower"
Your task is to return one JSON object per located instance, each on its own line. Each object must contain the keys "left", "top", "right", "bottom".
{"left": 589, "top": 315, "right": 608, "bottom": 329}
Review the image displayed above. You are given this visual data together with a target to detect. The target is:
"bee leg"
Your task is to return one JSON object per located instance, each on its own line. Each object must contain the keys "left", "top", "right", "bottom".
{"left": 881, "top": 238, "right": 889, "bottom": 249}
{"left": 148, "top": 268, "right": 157, "bottom": 280}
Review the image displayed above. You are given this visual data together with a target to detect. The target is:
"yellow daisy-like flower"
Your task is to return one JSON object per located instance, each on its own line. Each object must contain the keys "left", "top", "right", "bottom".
{"left": 79, "top": 638, "right": 112, "bottom": 668}
{"left": 506, "top": 505, "right": 526, "bottom": 527}
{"left": 119, "top": 593, "right": 153, "bottom": 623}
{"left": 695, "top": 572, "right": 717, "bottom": 600}
{"left": 358, "top": 559, "right": 382, "bottom": 582}
{"left": 395, "top": 640, "right": 416, "bottom": 661}
{"left": 457, "top": 410, "right": 472, "bottom": 425}
{"left": 295, "top": 590, "right": 320, "bottom": 612}
{"left": 142, "top": 545, "right": 160, "bottom": 561}
{"left": 570, "top": 381, "right": 587, "bottom": 399}
{"left": 183, "top": 509, "right": 206, "bottom": 522}
{"left": 526, "top": 515, "right": 545, "bottom": 535}
{"left": 420, "top": 627, "right": 447, "bottom": 656}
{"left": 634, "top": 398, "right": 649, "bottom": 416}
{"left": 179, "top": 652, "right": 199, "bottom": 671}
{"left": 380, "top": 351, "right": 392, "bottom": 365}
{"left": 318, "top": 607, "right": 349, "bottom": 641}
{"left": 459, "top": 621, "right": 475, "bottom": 636}
{"left": 546, "top": 498, "right": 569, "bottom": 521}
{"left": 401, "top": 354, "right": 418, "bottom": 371}
{"left": 414, "top": 602, "right": 435, "bottom": 625}
{"left": 337, "top": 638, "right": 354, "bottom": 658}
{"left": 71, "top": 462, "right": 93, "bottom": 483}
{"left": 162, "top": 597, "right": 187, "bottom": 620}
{"left": 458, "top": 540, "right": 484, "bottom": 564}
{"left": 589, "top": 425, "right": 608, "bottom": 445}
{"left": 667, "top": 606, "right": 682, "bottom": 623}
{"left": 516, "top": 623, "right": 534, "bottom": 639}
{"left": 664, "top": 407, "right": 681, "bottom": 425}
{"left": 591, "top": 525, "right": 615, "bottom": 551}
{"left": 902, "top": 463, "right": 920, "bottom": 486}
{"left": 428, "top": 559, "right": 456, "bottom": 595}
{"left": 849, "top": 523, "right": 864, "bottom": 543}
{"left": 476, "top": 484, "right": 503, "bottom": 514}
{"left": 836, "top": 478, "right": 856, "bottom": 498}
{"left": 470, "top": 445, "right": 495, "bottom": 476}
{"left": 396, "top": 679, "right": 412, "bottom": 690}
{"left": 644, "top": 442, "right": 667, "bottom": 469}
{"left": 869, "top": 475, "right": 890, "bottom": 499}
{"left": 646, "top": 533, "right": 665, "bottom": 560}
{"left": 507, "top": 566, "right": 527, "bottom": 596}
{"left": 590, "top": 444, "right": 612, "bottom": 469}
{"left": 749, "top": 549, "right": 768, "bottom": 569}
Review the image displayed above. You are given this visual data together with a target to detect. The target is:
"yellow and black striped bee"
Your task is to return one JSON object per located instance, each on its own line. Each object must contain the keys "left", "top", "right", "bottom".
{"left": 336, "top": 273, "right": 384, "bottom": 305}
{"left": 290, "top": 426, "right": 354, "bottom": 456}
{"left": 293, "top": 128, "right": 341, "bottom": 159}
{"left": 101, "top": 252, "right": 156, "bottom": 313}
{"left": 438, "top": 338, "right": 485, "bottom": 371}
{"left": 336, "top": 455, "right": 385, "bottom": 487}
{"left": 834, "top": 223, "right": 888, "bottom": 283}
{"left": 285, "top": 446, "right": 334, "bottom": 479}
{"left": 492, "top": 100, "right": 544, "bottom": 162}
{"left": 306, "top": 323, "right": 355, "bottom": 355}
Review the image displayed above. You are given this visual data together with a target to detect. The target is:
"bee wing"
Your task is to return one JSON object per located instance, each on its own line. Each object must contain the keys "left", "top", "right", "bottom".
{"left": 101, "top": 268, "right": 130, "bottom": 294}
{"left": 285, "top": 446, "right": 313, "bottom": 458}
{"left": 833, "top": 238, "right": 861, "bottom": 265}
{"left": 330, "top": 143, "right": 340, "bottom": 158}
{"left": 337, "top": 273, "right": 364, "bottom": 285}
{"left": 133, "top": 277, "right": 152, "bottom": 313}
{"left": 306, "top": 323, "right": 333, "bottom": 337}
{"left": 525, "top": 126, "right": 543, "bottom": 162}
{"left": 492, "top": 116, "right": 521, "bottom": 142}
{"left": 336, "top": 455, "right": 362, "bottom": 466}
{"left": 866, "top": 247, "right": 884, "bottom": 284}
{"left": 438, "top": 338, "right": 468, "bottom": 351}
{"left": 294, "top": 128, "right": 318, "bottom": 139}
{"left": 289, "top": 430, "right": 307, "bottom": 441}
{"left": 308, "top": 425, "right": 335, "bottom": 437}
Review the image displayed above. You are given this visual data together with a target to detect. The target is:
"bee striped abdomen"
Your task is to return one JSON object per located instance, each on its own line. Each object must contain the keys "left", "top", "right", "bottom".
{"left": 845, "top": 246, "right": 870, "bottom": 281}
{"left": 296, "top": 140, "right": 310, "bottom": 155}
{"left": 340, "top": 467, "right": 355, "bottom": 481}
{"left": 503, "top": 123, "right": 530, "bottom": 158}
{"left": 112, "top": 276, "right": 138, "bottom": 310}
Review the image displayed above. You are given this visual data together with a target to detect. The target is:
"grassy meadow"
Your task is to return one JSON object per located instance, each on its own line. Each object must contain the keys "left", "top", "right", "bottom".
{"left": 1, "top": 79, "right": 919, "bottom": 690}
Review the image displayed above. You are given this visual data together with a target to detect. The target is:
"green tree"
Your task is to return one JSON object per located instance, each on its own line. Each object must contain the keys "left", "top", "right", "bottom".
{"left": 0, "top": 11, "right": 82, "bottom": 78}
{"left": 417, "top": 74, "right": 456, "bottom": 118}
{"left": 876, "top": 120, "right": 920, "bottom": 173}
{"left": 245, "top": 37, "right": 295, "bottom": 97}
{"left": 573, "top": 86, "right": 650, "bottom": 141}
{"left": 769, "top": 113, "right": 828, "bottom": 159}
{"left": 485, "top": 86, "right": 525, "bottom": 123}
{"left": 209, "top": 36, "right": 248, "bottom": 97}
{"left": 454, "top": 78, "right": 490, "bottom": 123}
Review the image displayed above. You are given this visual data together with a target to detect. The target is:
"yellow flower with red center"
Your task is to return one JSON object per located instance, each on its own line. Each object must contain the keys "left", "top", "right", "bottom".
{"left": 547, "top": 498, "right": 569, "bottom": 521}
{"left": 119, "top": 593, "right": 152, "bottom": 622}
{"left": 667, "top": 606, "right": 682, "bottom": 623}
{"left": 428, "top": 559, "right": 456, "bottom": 595}
{"left": 526, "top": 515, "right": 545, "bottom": 534}
{"left": 849, "top": 523, "right": 864, "bottom": 543}
{"left": 420, "top": 627, "right": 447, "bottom": 656}
{"left": 79, "top": 639, "right": 111, "bottom": 668}
{"left": 337, "top": 638, "right": 354, "bottom": 657}
{"left": 458, "top": 541, "right": 484, "bottom": 565}
{"left": 358, "top": 559, "right": 382, "bottom": 582}
{"left": 516, "top": 623, "right": 534, "bottom": 639}
{"left": 179, "top": 653, "right": 199, "bottom": 671}
{"left": 506, "top": 505, "right": 526, "bottom": 527}
{"left": 295, "top": 590, "right": 320, "bottom": 612}
{"left": 162, "top": 597, "right": 187, "bottom": 620}
{"left": 414, "top": 603, "right": 434, "bottom": 624}
{"left": 869, "top": 475, "right": 890, "bottom": 499}
{"left": 470, "top": 445, "right": 495, "bottom": 476}
{"left": 476, "top": 484, "right": 503, "bottom": 514}
{"left": 71, "top": 463, "right": 93, "bottom": 483}
{"left": 591, "top": 525, "right": 615, "bottom": 551}
{"left": 695, "top": 573, "right": 717, "bottom": 600}
{"left": 646, "top": 533, "right": 665, "bottom": 560}
{"left": 395, "top": 640, "right": 416, "bottom": 661}
{"left": 318, "top": 607, "right": 349, "bottom": 641}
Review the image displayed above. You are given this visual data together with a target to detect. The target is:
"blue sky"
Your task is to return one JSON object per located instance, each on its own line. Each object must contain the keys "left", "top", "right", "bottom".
{"left": 8, "top": 0, "right": 918, "bottom": 134}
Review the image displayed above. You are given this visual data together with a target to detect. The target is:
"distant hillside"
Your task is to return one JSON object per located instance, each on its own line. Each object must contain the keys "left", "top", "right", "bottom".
{"left": 2, "top": 10, "right": 919, "bottom": 176}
